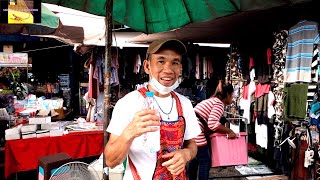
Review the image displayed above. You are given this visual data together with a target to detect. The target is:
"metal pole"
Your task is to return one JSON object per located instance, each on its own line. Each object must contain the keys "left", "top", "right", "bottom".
{"left": 103, "top": 0, "right": 113, "bottom": 179}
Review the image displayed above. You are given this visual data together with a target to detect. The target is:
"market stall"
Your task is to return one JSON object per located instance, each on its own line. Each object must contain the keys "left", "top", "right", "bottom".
{"left": 5, "top": 130, "right": 103, "bottom": 179}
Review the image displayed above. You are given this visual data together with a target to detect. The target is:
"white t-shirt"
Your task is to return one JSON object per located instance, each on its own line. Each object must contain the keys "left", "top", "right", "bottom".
{"left": 107, "top": 90, "right": 201, "bottom": 180}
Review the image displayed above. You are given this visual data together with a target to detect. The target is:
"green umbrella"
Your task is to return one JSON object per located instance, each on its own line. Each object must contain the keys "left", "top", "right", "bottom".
{"left": 42, "top": 0, "right": 311, "bottom": 34}
{"left": 42, "top": 0, "right": 239, "bottom": 34}
{"left": 0, "top": 4, "right": 59, "bottom": 34}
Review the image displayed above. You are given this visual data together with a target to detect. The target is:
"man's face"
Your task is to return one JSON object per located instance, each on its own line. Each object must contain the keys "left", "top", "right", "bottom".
{"left": 144, "top": 48, "right": 182, "bottom": 87}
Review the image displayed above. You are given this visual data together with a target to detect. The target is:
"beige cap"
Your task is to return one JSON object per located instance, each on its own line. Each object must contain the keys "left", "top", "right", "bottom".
{"left": 146, "top": 39, "right": 187, "bottom": 58}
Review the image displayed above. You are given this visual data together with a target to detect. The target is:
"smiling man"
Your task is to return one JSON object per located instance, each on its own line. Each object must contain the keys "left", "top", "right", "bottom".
{"left": 104, "top": 39, "right": 201, "bottom": 180}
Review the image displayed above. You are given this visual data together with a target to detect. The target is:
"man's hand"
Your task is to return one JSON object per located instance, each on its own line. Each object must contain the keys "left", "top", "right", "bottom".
{"left": 124, "top": 109, "right": 160, "bottom": 139}
{"left": 161, "top": 149, "right": 191, "bottom": 176}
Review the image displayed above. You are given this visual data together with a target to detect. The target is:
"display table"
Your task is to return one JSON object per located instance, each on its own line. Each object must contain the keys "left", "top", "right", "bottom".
{"left": 5, "top": 130, "right": 103, "bottom": 179}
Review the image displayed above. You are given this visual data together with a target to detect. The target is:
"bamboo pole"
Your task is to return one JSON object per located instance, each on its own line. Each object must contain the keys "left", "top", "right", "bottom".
{"left": 103, "top": 0, "right": 113, "bottom": 179}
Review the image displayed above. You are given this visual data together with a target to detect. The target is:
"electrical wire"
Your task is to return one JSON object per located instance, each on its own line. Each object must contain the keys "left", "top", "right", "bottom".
{"left": 19, "top": 45, "right": 70, "bottom": 53}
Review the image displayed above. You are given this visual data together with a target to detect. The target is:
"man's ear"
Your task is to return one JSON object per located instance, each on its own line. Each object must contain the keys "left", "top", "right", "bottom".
{"left": 143, "top": 60, "right": 151, "bottom": 74}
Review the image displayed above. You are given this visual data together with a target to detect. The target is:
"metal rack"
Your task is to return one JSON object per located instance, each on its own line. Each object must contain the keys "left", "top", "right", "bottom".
{"left": 224, "top": 111, "right": 249, "bottom": 158}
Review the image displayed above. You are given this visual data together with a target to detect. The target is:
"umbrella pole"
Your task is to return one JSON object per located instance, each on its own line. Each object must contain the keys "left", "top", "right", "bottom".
{"left": 103, "top": 0, "right": 113, "bottom": 179}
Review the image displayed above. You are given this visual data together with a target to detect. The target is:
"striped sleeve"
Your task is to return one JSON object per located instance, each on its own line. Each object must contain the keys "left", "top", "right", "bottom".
{"left": 207, "top": 99, "right": 223, "bottom": 131}
{"left": 195, "top": 121, "right": 207, "bottom": 146}
{"left": 194, "top": 97, "right": 223, "bottom": 131}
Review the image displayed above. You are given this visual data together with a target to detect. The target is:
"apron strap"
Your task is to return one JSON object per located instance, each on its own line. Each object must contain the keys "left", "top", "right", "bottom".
{"left": 138, "top": 87, "right": 148, "bottom": 98}
{"left": 170, "top": 91, "right": 183, "bottom": 117}
{"left": 128, "top": 156, "right": 141, "bottom": 180}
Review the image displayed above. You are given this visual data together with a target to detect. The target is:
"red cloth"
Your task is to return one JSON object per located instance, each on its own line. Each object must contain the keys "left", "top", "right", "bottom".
{"left": 267, "top": 48, "right": 272, "bottom": 65}
{"left": 5, "top": 131, "right": 103, "bottom": 179}
{"left": 254, "top": 84, "right": 270, "bottom": 98}
{"left": 242, "top": 84, "right": 249, "bottom": 100}
{"left": 249, "top": 57, "right": 254, "bottom": 69}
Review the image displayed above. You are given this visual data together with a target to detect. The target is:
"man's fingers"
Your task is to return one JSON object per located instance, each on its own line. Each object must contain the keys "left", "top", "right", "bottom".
{"left": 161, "top": 155, "right": 175, "bottom": 167}
{"left": 139, "top": 114, "right": 160, "bottom": 123}
{"left": 171, "top": 165, "right": 185, "bottom": 175}
{"left": 166, "top": 159, "right": 184, "bottom": 175}
{"left": 161, "top": 152, "right": 174, "bottom": 160}
{"left": 135, "top": 109, "right": 158, "bottom": 117}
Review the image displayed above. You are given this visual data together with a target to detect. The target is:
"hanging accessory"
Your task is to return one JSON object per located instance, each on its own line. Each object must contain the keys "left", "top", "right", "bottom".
{"left": 279, "top": 136, "right": 296, "bottom": 149}
{"left": 304, "top": 128, "right": 315, "bottom": 168}
{"left": 153, "top": 96, "right": 174, "bottom": 120}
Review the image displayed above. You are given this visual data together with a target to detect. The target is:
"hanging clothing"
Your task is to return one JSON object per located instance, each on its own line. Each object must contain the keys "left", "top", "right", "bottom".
{"left": 203, "top": 57, "right": 208, "bottom": 79}
{"left": 255, "top": 118, "right": 268, "bottom": 149}
{"left": 240, "top": 68, "right": 256, "bottom": 124}
{"left": 133, "top": 54, "right": 142, "bottom": 74}
{"left": 195, "top": 83, "right": 206, "bottom": 102}
{"left": 95, "top": 52, "right": 104, "bottom": 86}
{"left": 182, "top": 56, "right": 193, "bottom": 78}
{"left": 255, "top": 84, "right": 271, "bottom": 98}
{"left": 311, "top": 46, "right": 319, "bottom": 82}
{"left": 273, "top": 30, "right": 288, "bottom": 86}
{"left": 88, "top": 64, "right": 98, "bottom": 99}
{"left": 285, "top": 20, "right": 320, "bottom": 83}
{"left": 254, "top": 94, "right": 268, "bottom": 125}
{"left": 110, "top": 50, "right": 119, "bottom": 86}
{"left": 272, "top": 30, "right": 288, "bottom": 147}
{"left": 196, "top": 53, "right": 200, "bottom": 79}
{"left": 284, "top": 83, "right": 308, "bottom": 119}
{"left": 207, "top": 57, "right": 213, "bottom": 78}
{"left": 268, "top": 91, "right": 276, "bottom": 119}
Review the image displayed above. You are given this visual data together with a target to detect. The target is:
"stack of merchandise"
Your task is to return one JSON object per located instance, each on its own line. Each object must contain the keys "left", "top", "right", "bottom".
{"left": 5, "top": 124, "right": 21, "bottom": 140}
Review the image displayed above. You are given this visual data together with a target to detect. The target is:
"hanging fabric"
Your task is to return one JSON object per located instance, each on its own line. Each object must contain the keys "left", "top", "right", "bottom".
{"left": 272, "top": 29, "right": 288, "bottom": 147}
{"left": 110, "top": 48, "right": 119, "bottom": 86}
{"left": 203, "top": 56, "right": 208, "bottom": 79}
{"left": 133, "top": 54, "right": 141, "bottom": 74}
{"left": 285, "top": 20, "right": 320, "bottom": 83}
{"left": 195, "top": 53, "right": 200, "bottom": 79}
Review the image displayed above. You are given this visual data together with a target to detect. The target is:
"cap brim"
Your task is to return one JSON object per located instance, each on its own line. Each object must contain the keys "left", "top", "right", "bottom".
{"left": 147, "top": 39, "right": 187, "bottom": 55}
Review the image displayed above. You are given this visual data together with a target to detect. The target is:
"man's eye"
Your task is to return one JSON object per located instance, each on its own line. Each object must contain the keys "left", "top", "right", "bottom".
{"left": 158, "top": 60, "right": 165, "bottom": 64}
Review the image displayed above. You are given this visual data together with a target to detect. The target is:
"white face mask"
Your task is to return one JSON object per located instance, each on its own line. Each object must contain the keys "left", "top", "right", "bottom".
{"left": 149, "top": 76, "right": 180, "bottom": 95}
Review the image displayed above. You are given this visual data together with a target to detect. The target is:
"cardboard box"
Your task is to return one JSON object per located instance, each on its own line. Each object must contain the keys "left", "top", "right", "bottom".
{"left": 5, "top": 133, "right": 20, "bottom": 140}
{"left": 29, "top": 116, "right": 51, "bottom": 124}
{"left": 36, "top": 130, "right": 50, "bottom": 138}
{"left": 21, "top": 124, "right": 38, "bottom": 133}
{"left": 41, "top": 122, "right": 60, "bottom": 130}
{"left": 5, "top": 127, "right": 20, "bottom": 135}
{"left": 22, "top": 132, "right": 37, "bottom": 139}
{"left": 38, "top": 152, "right": 72, "bottom": 180}
{"left": 49, "top": 129, "right": 64, "bottom": 137}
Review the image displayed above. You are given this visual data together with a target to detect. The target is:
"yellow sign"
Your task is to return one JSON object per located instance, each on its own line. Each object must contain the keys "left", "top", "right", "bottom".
{"left": 8, "top": 0, "right": 34, "bottom": 24}
{"left": 8, "top": 10, "right": 33, "bottom": 24}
